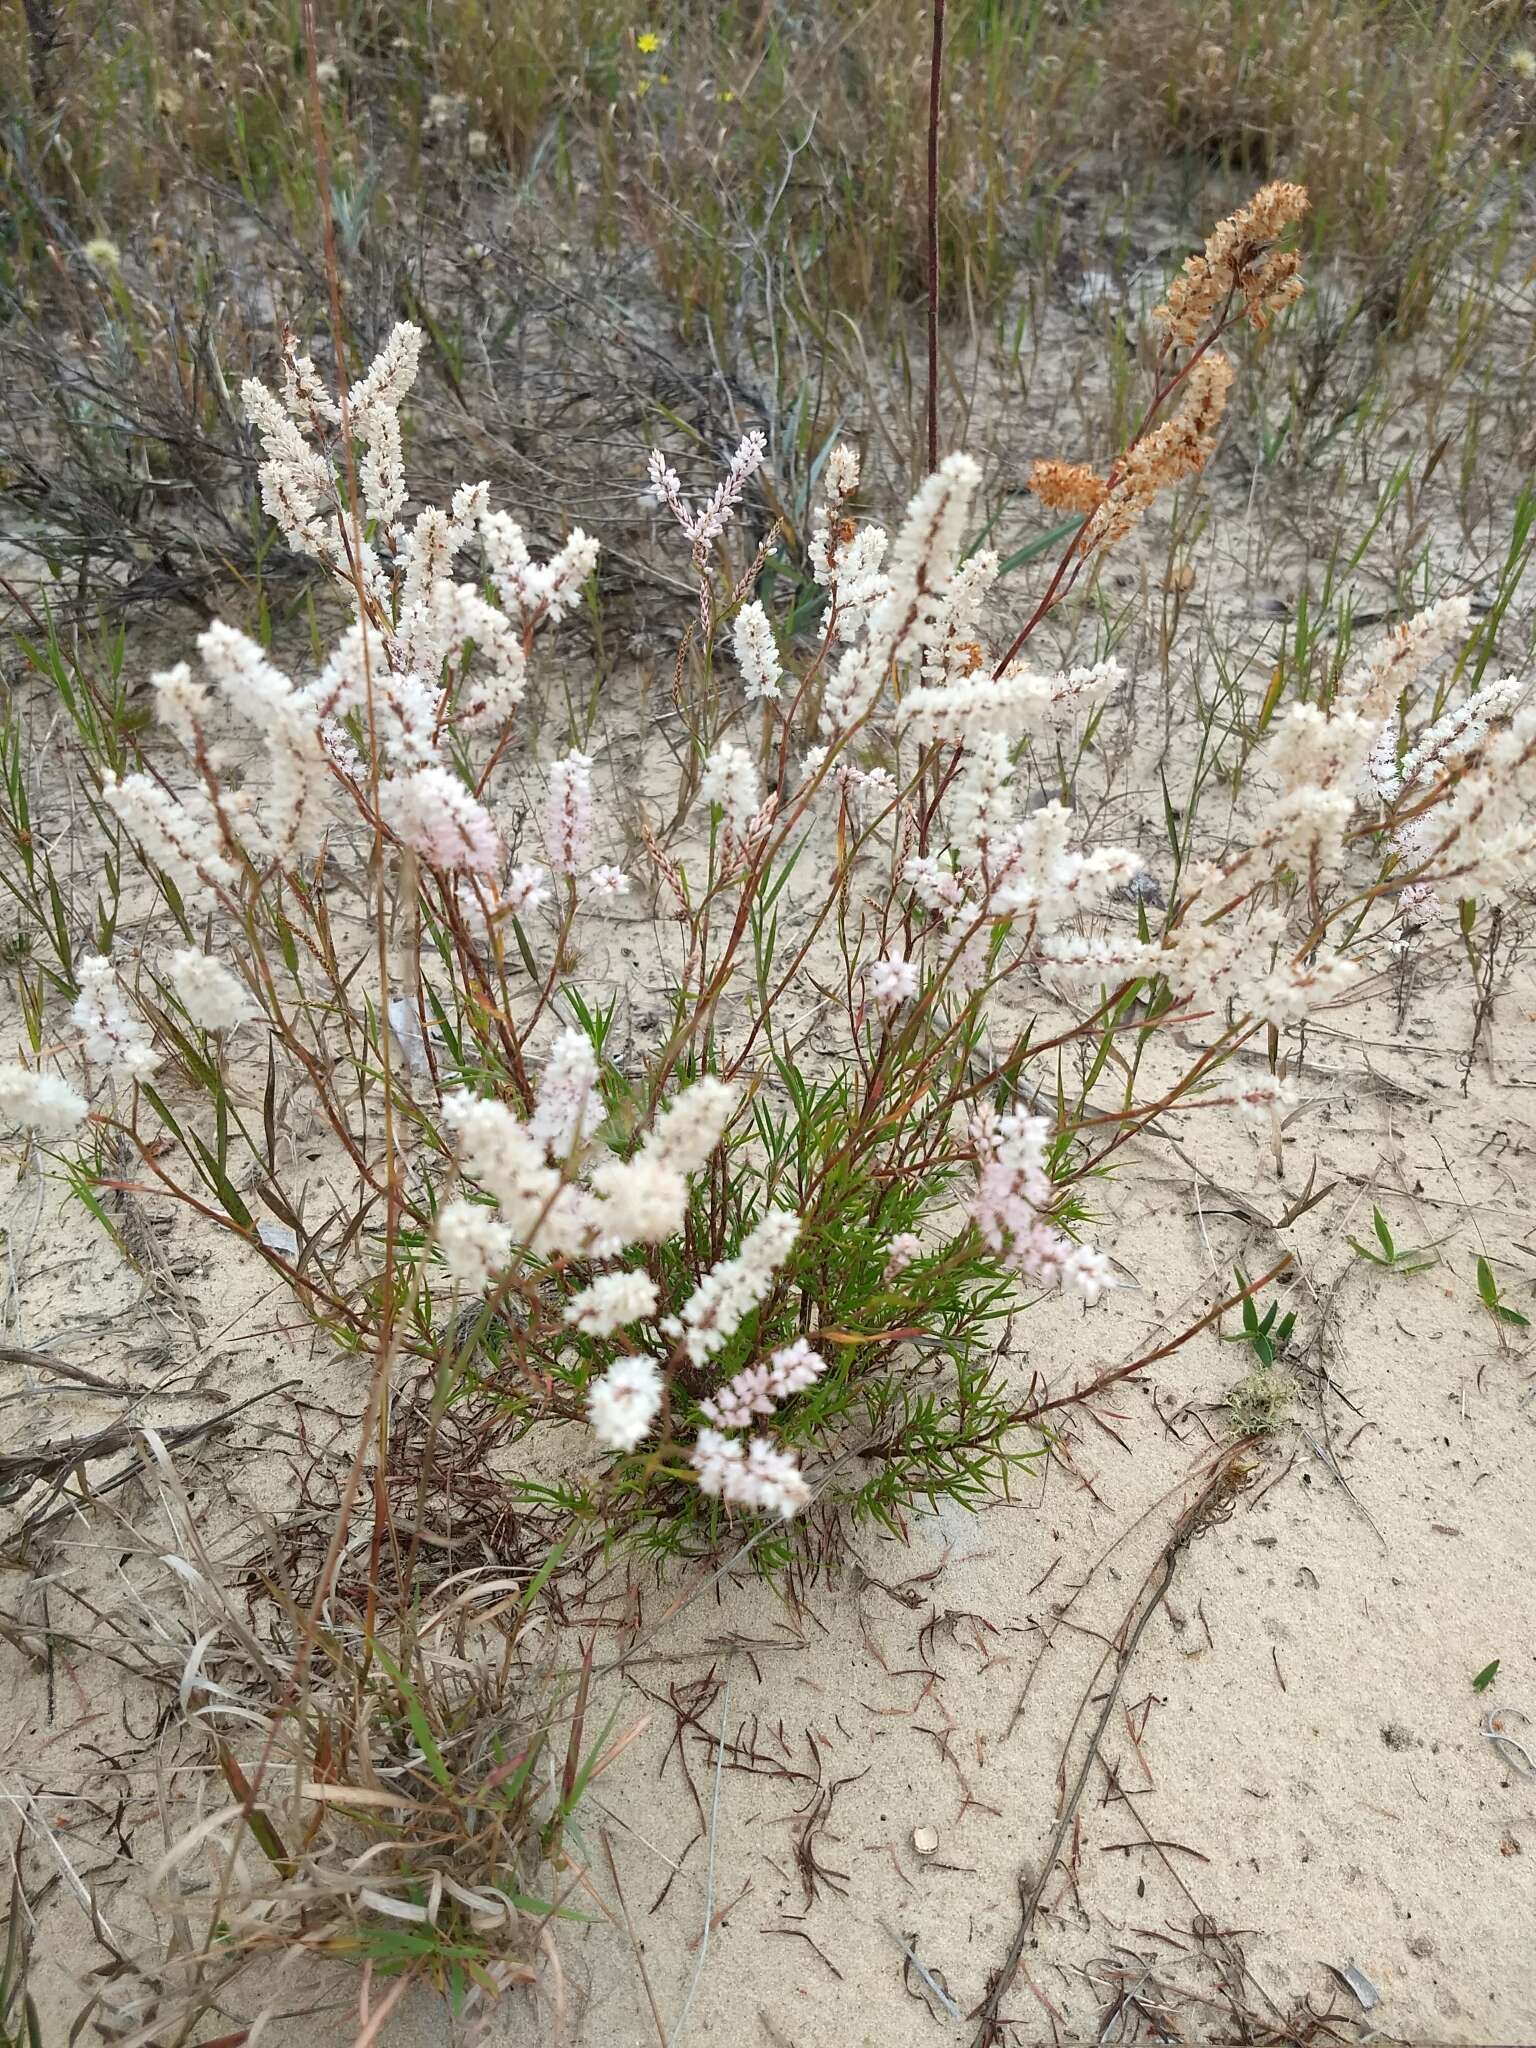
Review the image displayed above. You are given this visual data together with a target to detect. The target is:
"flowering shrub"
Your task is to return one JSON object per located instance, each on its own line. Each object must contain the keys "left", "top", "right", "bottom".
{"left": 3, "top": 184, "right": 1533, "bottom": 1570}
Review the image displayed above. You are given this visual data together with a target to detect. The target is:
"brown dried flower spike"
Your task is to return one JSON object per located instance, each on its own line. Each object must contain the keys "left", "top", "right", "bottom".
{"left": 1024, "top": 184, "right": 1307, "bottom": 554}
{"left": 1026, "top": 458, "right": 1108, "bottom": 517}
{"left": 1154, "top": 179, "right": 1310, "bottom": 349}
{"left": 1078, "top": 351, "right": 1235, "bottom": 555}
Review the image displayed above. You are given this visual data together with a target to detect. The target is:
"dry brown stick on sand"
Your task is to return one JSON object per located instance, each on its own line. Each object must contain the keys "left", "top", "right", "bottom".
{"left": 0, "top": 1341, "right": 227, "bottom": 1402}
{"left": 7, "top": 1380, "right": 300, "bottom": 1540}
{"left": 969, "top": 1455, "right": 1246, "bottom": 2048}
{"left": 0, "top": 1342, "right": 120, "bottom": 1389}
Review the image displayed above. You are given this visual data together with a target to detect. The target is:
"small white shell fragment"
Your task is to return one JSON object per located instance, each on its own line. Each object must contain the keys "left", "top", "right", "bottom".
{"left": 912, "top": 1824, "right": 939, "bottom": 1855}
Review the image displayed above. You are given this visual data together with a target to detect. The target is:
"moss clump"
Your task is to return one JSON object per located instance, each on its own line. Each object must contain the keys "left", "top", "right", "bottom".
{"left": 1224, "top": 1363, "right": 1299, "bottom": 1437}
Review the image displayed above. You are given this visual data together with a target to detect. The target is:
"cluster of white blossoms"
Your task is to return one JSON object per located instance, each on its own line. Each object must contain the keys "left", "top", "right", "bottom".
{"left": 807, "top": 443, "right": 889, "bottom": 646}
{"left": 545, "top": 749, "right": 594, "bottom": 879}
{"left": 699, "top": 740, "right": 764, "bottom": 840}
{"left": 971, "top": 1107, "right": 1112, "bottom": 1305}
{"left": 526, "top": 1028, "right": 604, "bottom": 1160}
{"left": 901, "top": 658, "right": 1120, "bottom": 745}
{"left": 1225, "top": 1074, "right": 1297, "bottom": 1126}
{"left": 690, "top": 1429, "right": 810, "bottom": 1518}
{"left": 584, "top": 1208, "right": 815, "bottom": 1514}
{"left": 0, "top": 948, "right": 248, "bottom": 1138}
{"left": 1256, "top": 596, "right": 1474, "bottom": 872}
{"left": 732, "top": 600, "right": 782, "bottom": 701}
{"left": 882, "top": 575, "right": 1531, "bottom": 1034}
{"left": 434, "top": 1028, "right": 657, "bottom": 1270}
{"left": 169, "top": 948, "right": 257, "bottom": 1032}
{"left": 587, "top": 1354, "right": 663, "bottom": 1454}
{"left": 1154, "top": 597, "right": 1533, "bottom": 1005}
{"left": 1154, "top": 884, "right": 1358, "bottom": 1026}
{"left": 433, "top": 1032, "right": 818, "bottom": 1513}
{"left": 677, "top": 1224, "right": 821, "bottom": 1512}
{"left": 837, "top": 760, "right": 896, "bottom": 825}
{"left": 104, "top": 626, "right": 330, "bottom": 890}
{"left": 0, "top": 1062, "right": 87, "bottom": 1139}
{"left": 663, "top": 1208, "right": 801, "bottom": 1365}
{"left": 646, "top": 429, "right": 766, "bottom": 560}
{"left": 891, "top": 733, "right": 1145, "bottom": 1019}
{"left": 384, "top": 762, "right": 501, "bottom": 875}
{"left": 1362, "top": 666, "right": 1530, "bottom": 926}
{"left": 104, "top": 325, "right": 613, "bottom": 918}
{"left": 563, "top": 1268, "right": 659, "bottom": 1337}
{"left": 820, "top": 454, "right": 981, "bottom": 731}
{"left": 884, "top": 1232, "right": 922, "bottom": 1277}
{"left": 699, "top": 1335, "right": 827, "bottom": 1428}
{"left": 759, "top": 468, "right": 1529, "bottom": 1308}
{"left": 72, "top": 956, "right": 160, "bottom": 1083}
{"left": 868, "top": 954, "right": 920, "bottom": 1009}
{"left": 729, "top": 452, "right": 1143, "bottom": 1061}
{"left": 1423, "top": 693, "right": 1536, "bottom": 897}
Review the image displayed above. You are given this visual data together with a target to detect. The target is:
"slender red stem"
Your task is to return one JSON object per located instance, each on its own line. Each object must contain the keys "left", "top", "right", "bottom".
{"left": 926, "top": 0, "right": 945, "bottom": 477}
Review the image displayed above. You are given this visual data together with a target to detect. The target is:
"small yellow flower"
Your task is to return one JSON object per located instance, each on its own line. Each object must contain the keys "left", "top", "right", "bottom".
{"left": 719, "top": 88, "right": 736, "bottom": 102}
{"left": 636, "top": 31, "right": 660, "bottom": 53}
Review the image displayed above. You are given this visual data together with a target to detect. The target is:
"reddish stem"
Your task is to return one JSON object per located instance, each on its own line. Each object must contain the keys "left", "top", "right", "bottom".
{"left": 926, "top": 0, "right": 945, "bottom": 476}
